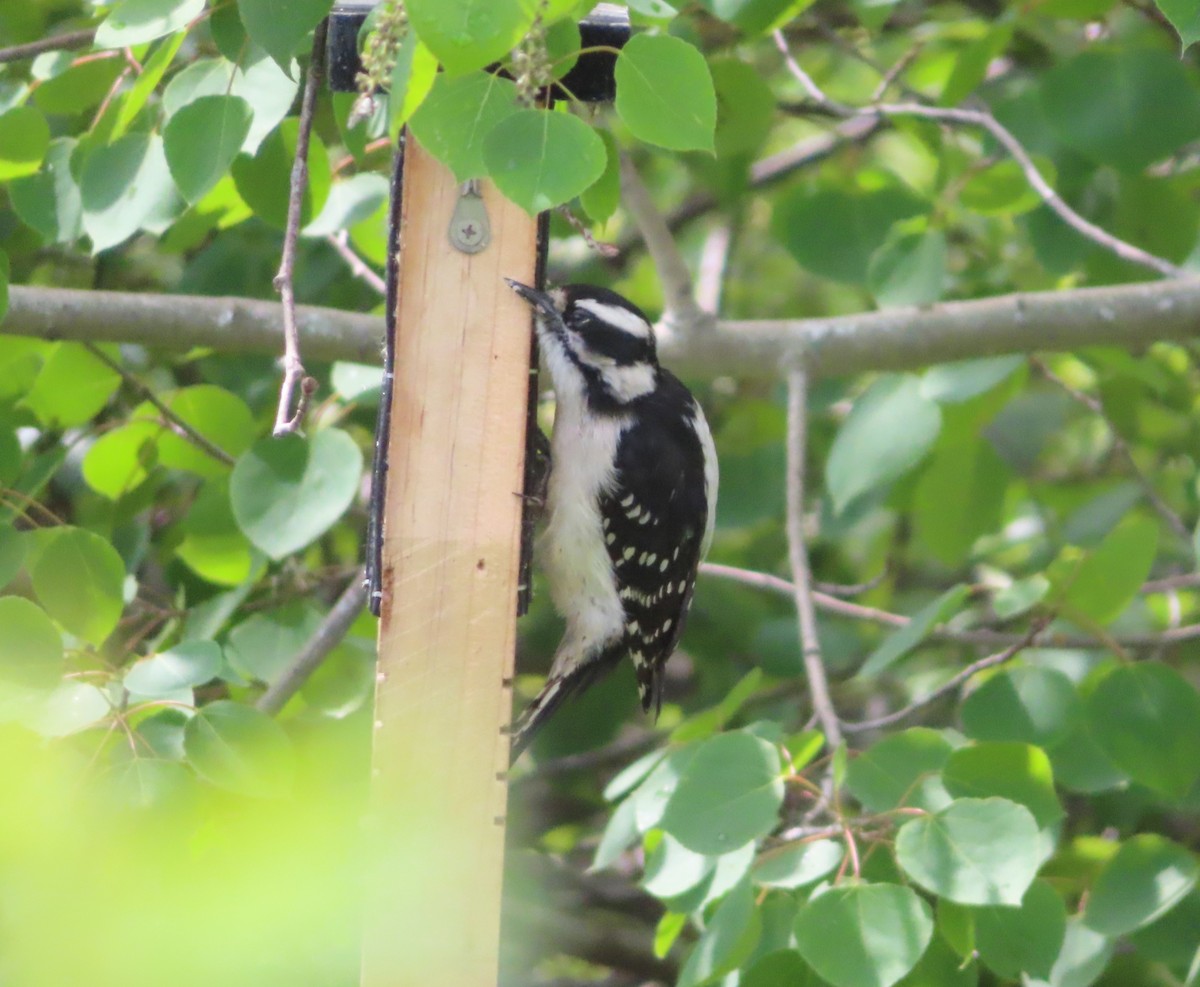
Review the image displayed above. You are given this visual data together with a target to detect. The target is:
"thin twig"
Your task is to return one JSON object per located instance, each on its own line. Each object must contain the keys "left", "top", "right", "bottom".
{"left": 1144, "top": 572, "right": 1200, "bottom": 593}
{"left": 841, "top": 622, "right": 1046, "bottom": 734}
{"left": 613, "top": 117, "right": 883, "bottom": 255}
{"left": 786, "top": 367, "right": 843, "bottom": 748}
{"left": 814, "top": 571, "right": 888, "bottom": 598}
{"left": 327, "top": 231, "right": 387, "bottom": 296}
{"left": 0, "top": 28, "right": 96, "bottom": 64}
{"left": 771, "top": 30, "right": 1188, "bottom": 281}
{"left": 1031, "top": 356, "right": 1192, "bottom": 543}
{"left": 256, "top": 572, "right": 369, "bottom": 715}
{"left": 618, "top": 154, "right": 710, "bottom": 332}
{"left": 871, "top": 102, "right": 1186, "bottom": 279}
{"left": 272, "top": 19, "right": 328, "bottom": 436}
{"left": 82, "top": 343, "right": 235, "bottom": 466}
{"left": 699, "top": 561, "right": 1200, "bottom": 649}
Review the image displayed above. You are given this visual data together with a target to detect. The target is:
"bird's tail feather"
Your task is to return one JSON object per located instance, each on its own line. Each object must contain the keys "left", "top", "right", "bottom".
{"left": 508, "top": 645, "right": 622, "bottom": 763}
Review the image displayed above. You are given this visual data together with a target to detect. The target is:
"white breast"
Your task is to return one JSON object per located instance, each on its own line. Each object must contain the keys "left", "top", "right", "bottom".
{"left": 537, "top": 323, "right": 629, "bottom": 674}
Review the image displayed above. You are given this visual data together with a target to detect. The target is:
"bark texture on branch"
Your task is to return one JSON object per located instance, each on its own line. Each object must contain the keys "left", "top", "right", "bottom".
{"left": 6, "top": 279, "right": 1200, "bottom": 379}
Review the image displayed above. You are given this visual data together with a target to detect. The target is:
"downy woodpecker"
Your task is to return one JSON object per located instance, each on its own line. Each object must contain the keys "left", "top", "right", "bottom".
{"left": 506, "top": 280, "right": 718, "bottom": 759}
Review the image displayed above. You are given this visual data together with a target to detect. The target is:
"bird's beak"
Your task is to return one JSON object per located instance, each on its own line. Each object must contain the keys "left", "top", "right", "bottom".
{"left": 504, "top": 278, "right": 557, "bottom": 316}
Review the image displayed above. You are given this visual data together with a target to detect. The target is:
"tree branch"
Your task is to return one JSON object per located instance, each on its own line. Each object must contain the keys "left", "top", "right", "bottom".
{"left": 9, "top": 278, "right": 1200, "bottom": 379}
{"left": 840, "top": 622, "right": 1046, "bottom": 734}
{"left": 0, "top": 28, "right": 96, "bottom": 63}
{"left": 785, "top": 367, "right": 843, "bottom": 748}
{"left": 83, "top": 342, "right": 235, "bottom": 467}
{"left": 772, "top": 30, "right": 1189, "bottom": 280}
{"left": 326, "top": 231, "right": 387, "bottom": 296}
{"left": 256, "top": 572, "right": 368, "bottom": 716}
{"left": 700, "top": 561, "right": 1200, "bottom": 650}
{"left": 618, "top": 154, "right": 710, "bottom": 332}
{"left": 271, "top": 19, "right": 327, "bottom": 436}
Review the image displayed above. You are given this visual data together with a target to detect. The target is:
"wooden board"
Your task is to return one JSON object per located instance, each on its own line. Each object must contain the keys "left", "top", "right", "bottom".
{"left": 361, "top": 136, "right": 537, "bottom": 987}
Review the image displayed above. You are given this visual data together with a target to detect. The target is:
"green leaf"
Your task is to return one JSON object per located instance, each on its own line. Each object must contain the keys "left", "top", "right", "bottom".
{"left": 846, "top": 728, "right": 953, "bottom": 813}
{"left": 942, "top": 742, "right": 1062, "bottom": 827}
{"left": 678, "top": 878, "right": 760, "bottom": 987}
{"left": 80, "top": 133, "right": 179, "bottom": 252}
{"left": 896, "top": 798, "right": 1041, "bottom": 905}
{"left": 711, "top": 58, "right": 775, "bottom": 157}
{"left": 919, "top": 356, "right": 1023, "bottom": 404}
{"left": 990, "top": 575, "right": 1050, "bottom": 620}
{"left": 859, "top": 588, "right": 969, "bottom": 682}
{"left": 696, "top": 0, "right": 815, "bottom": 33}
{"left": 24, "top": 681, "right": 110, "bottom": 737}
{"left": 0, "top": 527, "right": 25, "bottom": 590}
{"left": 94, "top": 0, "right": 204, "bottom": 48}
{"left": 960, "top": 666, "right": 1081, "bottom": 748}
{"left": 593, "top": 794, "right": 640, "bottom": 869}
{"left": 857, "top": 585, "right": 969, "bottom": 678}
{"left": 1157, "top": 0, "right": 1200, "bottom": 51}
{"left": 894, "top": 935, "right": 978, "bottom": 987}
{"left": 0, "top": 105, "right": 50, "bottom": 180}
{"left": 912, "top": 440, "right": 1008, "bottom": 565}
{"left": 742, "top": 950, "right": 825, "bottom": 987}
{"left": 1084, "top": 834, "right": 1198, "bottom": 936}
{"left": 163, "top": 54, "right": 299, "bottom": 153}
{"left": 388, "top": 36, "right": 438, "bottom": 136}
{"left": 237, "top": 0, "right": 330, "bottom": 68}
{"left": 1058, "top": 514, "right": 1158, "bottom": 624}
{"left": 105, "top": 758, "right": 195, "bottom": 810}
{"left": 21, "top": 343, "right": 120, "bottom": 428}
{"left": 31, "top": 57, "right": 124, "bottom": 115}
{"left": 183, "top": 700, "right": 295, "bottom": 796}
{"left": 230, "top": 429, "right": 364, "bottom": 561}
{"left": 29, "top": 527, "right": 126, "bottom": 645}
{"left": 407, "top": 0, "right": 532, "bottom": 75}
{"left": 124, "top": 641, "right": 222, "bottom": 698}
{"left": 867, "top": 228, "right": 947, "bottom": 308}
{"left": 81, "top": 421, "right": 161, "bottom": 500}
{"left": 145, "top": 385, "right": 254, "bottom": 475}
{"left": 615, "top": 34, "right": 717, "bottom": 153}
{"left": 0, "top": 596, "right": 63, "bottom": 689}
{"left": 232, "top": 118, "right": 331, "bottom": 228}
{"left": 1085, "top": 662, "right": 1200, "bottom": 799}
{"left": 961, "top": 156, "right": 1056, "bottom": 217}
{"left": 225, "top": 601, "right": 324, "bottom": 683}
{"left": 753, "top": 839, "right": 843, "bottom": 889}
{"left": 1040, "top": 49, "right": 1200, "bottom": 173}
{"left": 1038, "top": 917, "right": 1113, "bottom": 987}
{"left": 794, "top": 883, "right": 933, "bottom": 987}
{"left": 164, "top": 95, "right": 254, "bottom": 203}
{"left": 0, "top": 251, "right": 7, "bottom": 324}
{"left": 483, "top": 109, "right": 607, "bottom": 215}
{"left": 111, "top": 32, "right": 187, "bottom": 140}
{"left": 974, "top": 879, "right": 1066, "bottom": 980}
{"left": 641, "top": 833, "right": 713, "bottom": 899}
{"left": 409, "top": 72, "right": 519, "bottom": 182}
{"left": 175, "top": 478, "right": 259, "bottom": 587}
{"left": 303, "top": 173, "right": 389, "bottom": 237}
{"left": 10, "top": 138, "right": 83, "bottom": 244}
{"left": 579, "top": 128, "right": 621, "bottom": 224}
{"left": 772, "top": 186, "right": 925, "bottom": 283}
{"left": 826, "top": 375, "right": 942, "bottom": 512}
{"left": 659, "top": 731, "right": 784, "bottom": 854}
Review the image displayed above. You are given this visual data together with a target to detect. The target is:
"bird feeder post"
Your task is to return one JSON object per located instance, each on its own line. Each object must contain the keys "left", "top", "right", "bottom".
{"left": 325, "top": 6, "right": 630, "bottom": 985}
{"left": 359, "top": 133, "right": 538, "bottom": 987}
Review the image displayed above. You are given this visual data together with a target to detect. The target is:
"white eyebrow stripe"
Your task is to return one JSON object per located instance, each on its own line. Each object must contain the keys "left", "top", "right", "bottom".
{"left": 574, "top": 299, "right": 653, "bottom": 338}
